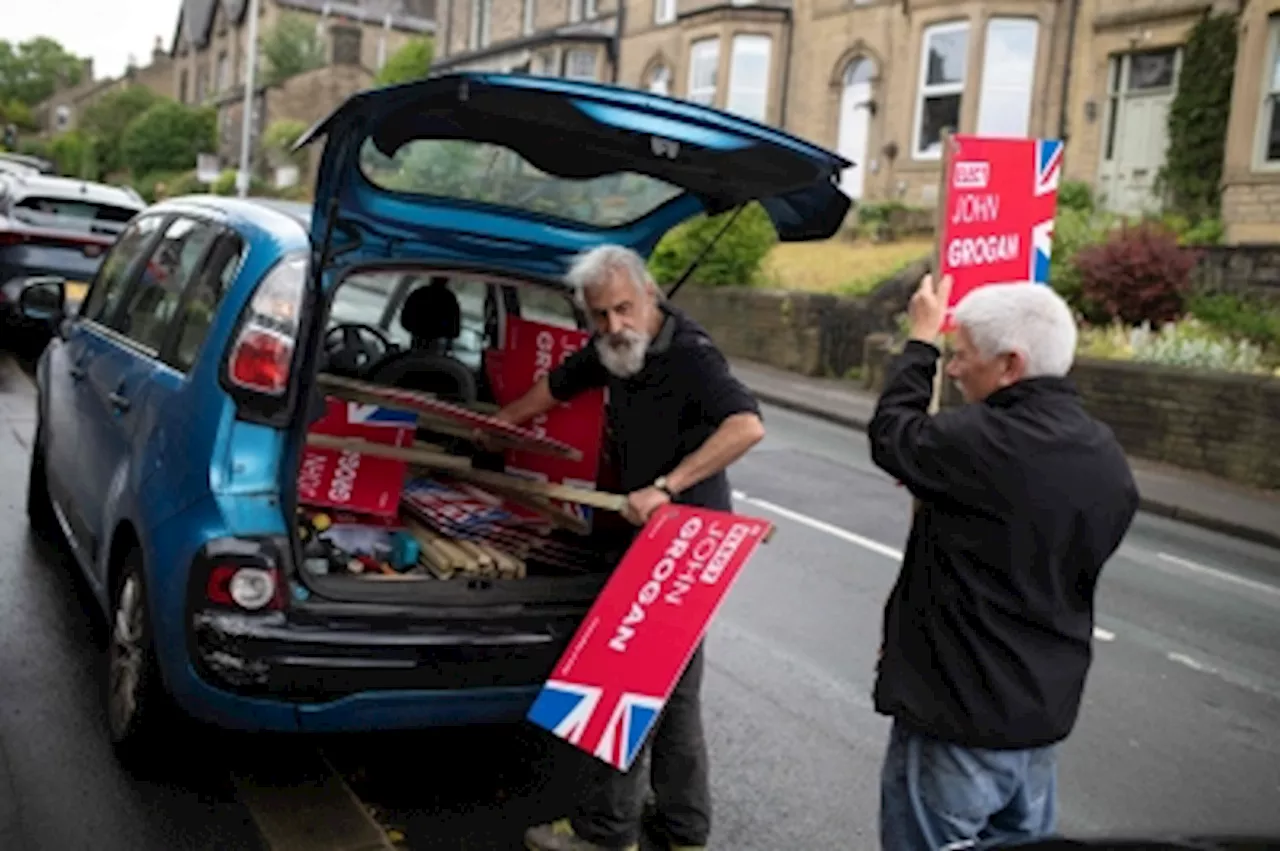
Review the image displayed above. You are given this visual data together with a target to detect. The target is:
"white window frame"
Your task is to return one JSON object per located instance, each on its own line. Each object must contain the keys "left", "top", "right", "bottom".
{"left": 975, "top": 17, "right": 1039, "bottom": 139}
{"left": 564, "top": 48, "right": 597, "bottom": 81}
{"left": 569, "top": 0, "right": 584, "bottom": 23}
{"left": 523, "top": 0, "right": 535, "bottom": 36}
{"left": 585, "top": 0, "right": 598, "bottom": 18}
{"left": 1256, "top": 16, "right": 1280, "bottom": 170}
{"left": 912, "top": 20, "right": 969, "bottom": 160}
{"left": 687, "top": 38, "right": 719, "bottom": 106}
{"left": 648, "top": 63, "right": 672, "bottom": 95}
{"left": 655, "top": 0, "right": 676, "bottom": 25}
{"left": 726, "top": 34, "right": 771, "bottom": 122}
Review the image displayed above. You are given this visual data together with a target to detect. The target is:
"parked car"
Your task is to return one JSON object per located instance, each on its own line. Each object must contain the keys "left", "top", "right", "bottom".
{"left": 1, "top": 173, "right": 145, "bottom": 335}
{"left": 0, "top": 152, "right": 56, "bottom": 176}
{"left": 15, "top": 72, "right": 851, "bottom": 766}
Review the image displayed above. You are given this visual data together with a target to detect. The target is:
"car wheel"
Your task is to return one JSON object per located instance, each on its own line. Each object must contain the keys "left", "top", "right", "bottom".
{"left": 105, "top": 551, "right": 178, "bottom": 769}
{"left": 26, "top": 426, "right": 63, "bottom": 545}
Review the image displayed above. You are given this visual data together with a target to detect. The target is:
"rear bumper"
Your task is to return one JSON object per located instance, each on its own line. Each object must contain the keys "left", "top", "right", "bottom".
{"left": 171, "top": 607, "right": 579, "bottom": 733}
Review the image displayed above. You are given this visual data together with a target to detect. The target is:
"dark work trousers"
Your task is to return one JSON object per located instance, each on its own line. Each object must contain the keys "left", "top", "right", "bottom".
{"left": 570, "top": 643, "right": 711, "bottom": 848}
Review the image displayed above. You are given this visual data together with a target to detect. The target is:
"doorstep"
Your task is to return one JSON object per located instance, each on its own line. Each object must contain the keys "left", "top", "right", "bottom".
{"left": 728, "top": 358, "right": 1280, "bottom": 552}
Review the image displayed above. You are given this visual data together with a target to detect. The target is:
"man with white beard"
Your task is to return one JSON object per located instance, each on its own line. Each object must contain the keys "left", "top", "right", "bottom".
{"left": 493, "top": 243, "right": 766, "bottom": 851}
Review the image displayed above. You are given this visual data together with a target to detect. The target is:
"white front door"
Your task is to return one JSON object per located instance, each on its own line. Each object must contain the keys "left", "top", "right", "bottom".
{"left": 1097, "top": 48, "right": 1180, "bottom": 216}
{"left": 837, "top": 58, "right": 875, "bottom": 200}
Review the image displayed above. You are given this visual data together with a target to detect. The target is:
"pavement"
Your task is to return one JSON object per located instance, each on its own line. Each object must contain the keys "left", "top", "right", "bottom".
{"left": 729, "top": 357, "right": 1280, "bottom": 554}
{"left": 3, "top": 341, "right": 1280, "bottom": 849}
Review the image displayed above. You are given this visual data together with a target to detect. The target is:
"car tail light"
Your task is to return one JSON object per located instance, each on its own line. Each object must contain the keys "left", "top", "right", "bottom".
{"left": 205, "top": 564, "right": 284, "bottom": 611}
{"left": 226, "top": 253, "right": 307, "bottom": 398}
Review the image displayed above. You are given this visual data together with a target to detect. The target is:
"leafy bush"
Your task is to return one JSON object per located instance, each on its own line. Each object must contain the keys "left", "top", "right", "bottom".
{"left": 260, "top": 14, "right": 326, "bottom": 85}
{"left": 1078, "top": 318, "right": 1270, "bottom": 374}
{"left": 120, "top": 101, "right": 216, "bottom": 177}
{"left": 133, "top": 169, "right": 204, "bottom": 202}
{"left": 1074, "top": 222, "right": 1200, "bottom": 325}
{"left": 1049, "top": 206, "right": 1116, "bottom": 321}
{"left": 1057, "top": 180, "right": 1094, "bottom": 214}
{"left": 375, "top": 38, "right": 435, "bottom": 87}
{"left": 1187, "top": 291, "right": 1280, "bottom": 350}
{"left": 45, "top": 130, "right": 95, "bottom": 177}
{"left": 648, "top": 203, "right": 778, "bottom": 288}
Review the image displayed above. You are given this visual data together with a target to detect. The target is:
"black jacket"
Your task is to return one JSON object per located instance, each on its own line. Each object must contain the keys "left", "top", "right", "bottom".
{"left": 867, "top": 341, "right": 1139, "bottom": 750}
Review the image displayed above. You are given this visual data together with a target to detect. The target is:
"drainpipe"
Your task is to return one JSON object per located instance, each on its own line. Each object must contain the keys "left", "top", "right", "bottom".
{"left": 1058, "top": 0, "right": 1082, "bottom": 142}
{"left": 778, "top": 6, "right": 794, "bottom": 130}
{"left": 612, "top": 0, "right": 626, "bottom": 83}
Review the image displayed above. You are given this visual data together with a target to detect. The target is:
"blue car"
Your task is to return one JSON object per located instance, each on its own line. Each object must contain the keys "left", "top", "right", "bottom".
{"left": 16, "top": 72, "right": 850, "bottom": 765}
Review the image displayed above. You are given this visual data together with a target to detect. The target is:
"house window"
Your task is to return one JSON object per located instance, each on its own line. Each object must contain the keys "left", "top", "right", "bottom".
{"left": 1259, "top": 16, "right": 1280, "bottom": 167}
{"left": 569, "top": 0, "right": 584, "bottom": 23}
{"left": 471, "top": 0, "right": 492, "bottom": 48}
{"left": 585, "top": 0, "right": 598, "bottom": 18}
{"left": 726, "top": 35, "right": 771, "bottom": 122}
{"left": 976, "top": 17, "right": 1038, "bottom": 138}
{"left": 523, "top": 0, "right": 535, "bottom": 35}
{"left": 216, "top": 52, "right": 230, "bottom": 92}
{"left": 655, "top": 0, "right": 675, "bottom": 25}
{"left": 913, "top": 21, "right": 969, "bottom": 159}
{"left": 564, "top": 49, "right": 597, "bottom": 81}
{"left": 648, "top": 64, "right": 671, "bottom": 96}
{"left": 687, "top": 38, "right": 719, "bottom": 106}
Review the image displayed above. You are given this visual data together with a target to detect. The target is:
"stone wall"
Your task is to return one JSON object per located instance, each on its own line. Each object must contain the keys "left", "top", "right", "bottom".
{"left": 673, "top": 259, "right": 926, "bottom": 377}
{"left": 1194, "top": 244, "right": 1280, "bottom": 302}
{"left": 861, "top": 338, "right": 1280, "bottom": 490}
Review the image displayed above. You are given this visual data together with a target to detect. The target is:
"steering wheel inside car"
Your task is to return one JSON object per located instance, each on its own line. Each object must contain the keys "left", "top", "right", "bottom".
{"left": 323, "top": 323, "right": 396, "bottom": 376}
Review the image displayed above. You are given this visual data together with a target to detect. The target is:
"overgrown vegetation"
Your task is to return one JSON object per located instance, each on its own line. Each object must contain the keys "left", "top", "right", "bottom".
{"left": 375, "top": 38, "right": 435, "bottom": 87}
{"left": 648, "top": 203, "right": 779, "bottom": 288}
{"left": 1157, "top": 11, "right": 1239, "bottom": 220}
{"left": 260, "top": 14, "right": 326, "bottom": 85}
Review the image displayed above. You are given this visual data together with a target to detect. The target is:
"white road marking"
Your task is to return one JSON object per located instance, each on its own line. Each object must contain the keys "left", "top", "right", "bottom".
{"left": 1156, "top": 551, "right": 1280, "bottom": 598}
{"left": 732, "top": 490, "right": 904, "bottom": 562}
{"left": 733, "top": 491, "right": 1124, "bottom": 645}
{"left": 1167, "top": 652, "right": 1216, "bottom": 674}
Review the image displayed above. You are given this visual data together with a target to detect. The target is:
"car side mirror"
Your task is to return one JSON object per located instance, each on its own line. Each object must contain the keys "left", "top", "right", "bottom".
{"left": 18, "top": 276, "right": 67, "bottom": 327}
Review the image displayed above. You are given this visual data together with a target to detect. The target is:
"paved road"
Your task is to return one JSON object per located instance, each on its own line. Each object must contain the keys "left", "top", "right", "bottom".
{"left": 1, "top": 344, "right": 1278, "bottom": 850}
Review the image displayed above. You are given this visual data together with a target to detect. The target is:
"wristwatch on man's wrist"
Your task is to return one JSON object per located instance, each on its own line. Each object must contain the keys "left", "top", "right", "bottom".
{"left": 653, "top": 476, "right": 675, "bottom": 498}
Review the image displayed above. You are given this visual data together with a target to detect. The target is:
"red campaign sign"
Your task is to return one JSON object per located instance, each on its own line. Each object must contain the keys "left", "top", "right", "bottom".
{"left": 297, "top": 399, "right": 417, "bottom": 518}
{"left": 526, "top": 504, "right": 773, "bottom": 771}
{"left": 938, "top": 134, "right": 1063, "bottom": 332}
{"left": 487, "top": 315, "right": 606, "bottom": 519}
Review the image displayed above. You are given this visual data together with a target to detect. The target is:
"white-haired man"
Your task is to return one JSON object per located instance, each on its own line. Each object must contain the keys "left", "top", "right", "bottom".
{"left": 496, "top": 244, "right": 766, "bottom": 851}
{"left": 867, "top": 275, "right": 1139, "bottom": 851}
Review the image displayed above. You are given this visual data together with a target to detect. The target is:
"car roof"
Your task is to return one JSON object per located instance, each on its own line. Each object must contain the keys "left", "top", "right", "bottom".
{"left": 7, "top": 174, "right": 145, "bottom": 209}
{"left": 146, "top": 194, "right": 312, "bottom": 255}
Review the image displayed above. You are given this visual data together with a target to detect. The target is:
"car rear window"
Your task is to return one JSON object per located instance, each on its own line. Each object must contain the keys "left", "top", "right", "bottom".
{"left": 359, "top": 138, "right": 684, "bottom": 228}
{"left": 10, "top": 195, "right": 138, "bottom": 236}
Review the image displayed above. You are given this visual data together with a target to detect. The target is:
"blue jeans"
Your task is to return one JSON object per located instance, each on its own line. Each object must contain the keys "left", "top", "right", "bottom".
{"left": 880, "top": 720, "right": 1058, "bottom": 851}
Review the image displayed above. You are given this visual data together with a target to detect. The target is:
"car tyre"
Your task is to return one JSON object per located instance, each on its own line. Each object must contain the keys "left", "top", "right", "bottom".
{"left": 26, "top": 426, "right": 63, "bottom": 546}
{"left": 105, "top": 550, "right": 179, "bottom": 771}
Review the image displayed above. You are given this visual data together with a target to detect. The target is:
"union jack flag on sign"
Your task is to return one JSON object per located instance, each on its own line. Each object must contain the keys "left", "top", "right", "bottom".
{"left": 527, "top": 504, "right": 773, "bottom": 772}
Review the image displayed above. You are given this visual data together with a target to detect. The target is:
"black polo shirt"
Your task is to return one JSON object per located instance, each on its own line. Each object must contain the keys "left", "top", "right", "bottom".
{"left": 547, "top": 304, "right": 760, "bottom": 511}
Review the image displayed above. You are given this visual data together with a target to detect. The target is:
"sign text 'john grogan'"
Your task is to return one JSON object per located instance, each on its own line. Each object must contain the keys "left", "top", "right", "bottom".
{"left": 609, "top": 515, "right": 755, "bottom": 653}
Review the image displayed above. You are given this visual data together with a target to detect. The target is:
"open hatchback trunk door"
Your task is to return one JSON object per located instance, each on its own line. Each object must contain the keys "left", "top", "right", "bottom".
{"left": 295, "top": 72, "right": 853, "bottom": 278}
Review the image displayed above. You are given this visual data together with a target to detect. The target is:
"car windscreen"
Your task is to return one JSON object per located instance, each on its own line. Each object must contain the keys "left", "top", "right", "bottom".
{"left": 359, "top": 138, "right": 685, "bottom": 229}
{"left": 9, "top": 195, "right": 138, "bottom": 236}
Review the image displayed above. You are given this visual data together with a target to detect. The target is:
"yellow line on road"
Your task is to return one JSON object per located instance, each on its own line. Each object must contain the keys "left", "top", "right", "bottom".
{"left": 231, "top": 746, "right": 395, "bottom": 851}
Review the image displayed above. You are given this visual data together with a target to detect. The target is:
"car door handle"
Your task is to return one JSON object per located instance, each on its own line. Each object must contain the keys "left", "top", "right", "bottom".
{"left": 69, "top": 364, "right": 86, "bottom": 380}
{"left": 108, "top": 391, "right": 131, "bottom": 412}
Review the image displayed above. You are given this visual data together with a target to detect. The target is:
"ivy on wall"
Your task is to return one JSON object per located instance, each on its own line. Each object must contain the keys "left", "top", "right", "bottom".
{"left": 1158, "top": 11, "right": 1239, "bottom": 220}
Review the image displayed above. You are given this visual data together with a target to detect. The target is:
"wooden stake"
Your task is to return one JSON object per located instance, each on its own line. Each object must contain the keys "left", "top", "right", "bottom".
{"left": 913, "top": 129, "right": 956, "bottom": 515}
{"left": 304, "top": 433, "right": 630, "bottom": 513}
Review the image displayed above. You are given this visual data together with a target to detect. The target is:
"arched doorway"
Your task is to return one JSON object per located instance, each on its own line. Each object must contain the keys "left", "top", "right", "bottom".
{"left": 837, "top": 57, "right": 876, "bottom": 200}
